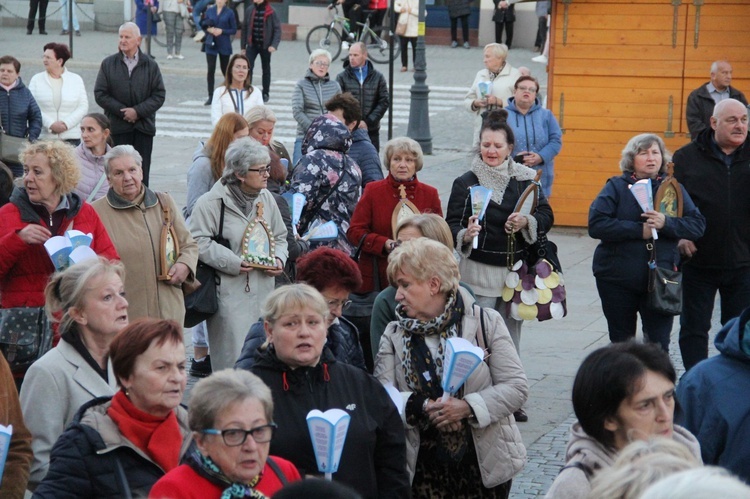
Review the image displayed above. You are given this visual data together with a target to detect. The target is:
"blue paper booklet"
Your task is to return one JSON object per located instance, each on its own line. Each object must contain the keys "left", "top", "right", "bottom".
{"left": 441, "top": 337, "right": 484, "bottom": 401}
{"left": 0, "top": 424, "right": 12, "bottom": 487}
{"left": 306, "top": 409, "right": 351, "bottom": 479}
{"left": 44, "top": 230, "right": 96, "bottom": 271}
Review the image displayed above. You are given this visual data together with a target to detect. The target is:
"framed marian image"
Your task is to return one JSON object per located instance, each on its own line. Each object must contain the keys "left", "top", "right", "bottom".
{"left": 391, "top": 185, "right": 421, "bottom": 238}
{"left": 241, "top": 201, "right": 277, "bottom": 270}
{"left": 158, "top": 223, "right": 180, "bottom": 281}
{"left": 654, "top": 177, "right": 683, "bottom": 218}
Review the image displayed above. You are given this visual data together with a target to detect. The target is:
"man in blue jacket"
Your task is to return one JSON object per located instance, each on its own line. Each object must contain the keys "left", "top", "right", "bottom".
{"left": 676, "top": 306, "right": 750, "bottom": 483}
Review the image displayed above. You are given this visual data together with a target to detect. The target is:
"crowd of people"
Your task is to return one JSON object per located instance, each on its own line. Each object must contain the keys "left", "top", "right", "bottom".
{"left": 1, "top": 10, "right": 749, "bottom": 499}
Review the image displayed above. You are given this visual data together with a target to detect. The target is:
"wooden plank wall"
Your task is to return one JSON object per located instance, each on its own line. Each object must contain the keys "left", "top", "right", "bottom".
{"left": 547, "top": 0, "right": 750, "bottom": 227}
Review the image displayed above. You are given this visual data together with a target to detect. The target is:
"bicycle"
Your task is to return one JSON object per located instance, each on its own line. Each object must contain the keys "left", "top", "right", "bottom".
{"left": 306, "top": 4, "right": 400, "bottom": 64}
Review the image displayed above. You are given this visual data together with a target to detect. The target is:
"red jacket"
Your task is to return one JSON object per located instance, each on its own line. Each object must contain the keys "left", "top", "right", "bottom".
{"left": 0, "top": 188, "right": 119, "bottom": 309}
{"left": 369, "top": 0, "right": 388, "bottom": 9}
{"left": 347, "top": 175, "right": 442, "bottom": 293}
{"left": 149, "top": 457, "right": 301, "bottom": 498}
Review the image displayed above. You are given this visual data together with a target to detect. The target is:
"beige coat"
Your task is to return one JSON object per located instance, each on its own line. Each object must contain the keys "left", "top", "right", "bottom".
{"left": 374, "top": 287, "right": 528, "bottom": 488}
{"left": 92, "top": 188, "right": 198, "bottom": 325}
{"left": 464, "top": 64, "right": 522, "bottom": 145}
{"left": 188, "top": 181, "right": 288, "bottom": 371}
{"left": 394, "top": 0, "right": 419, "bottom": 38}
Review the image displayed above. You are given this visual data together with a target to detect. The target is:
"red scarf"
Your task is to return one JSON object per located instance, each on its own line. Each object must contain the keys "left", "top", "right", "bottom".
{"left": 108, "top": 390, "right": 182, "bottom": 472}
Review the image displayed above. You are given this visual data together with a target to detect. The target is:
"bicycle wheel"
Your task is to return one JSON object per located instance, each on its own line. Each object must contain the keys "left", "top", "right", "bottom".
{"left": 363, "top": 25, "right": 400, "bottom": 64}
{"left": 306, "top": 25, "right": 343, "bottom": 62}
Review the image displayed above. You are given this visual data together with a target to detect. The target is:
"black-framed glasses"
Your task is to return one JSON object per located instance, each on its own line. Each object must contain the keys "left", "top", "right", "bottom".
{"left": 247, "top": 165, "right": 272, "bottom": 175}
{"left": 326, "top": 298, "right": 352, "bottom": 310}
{"left": 201, "top": 423, "right": 277, "bottom": 446}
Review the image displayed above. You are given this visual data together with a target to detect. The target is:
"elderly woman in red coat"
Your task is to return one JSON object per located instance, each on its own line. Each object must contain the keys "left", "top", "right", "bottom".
{"left": 347, "top": 136, "right": 442, "bottom": 369}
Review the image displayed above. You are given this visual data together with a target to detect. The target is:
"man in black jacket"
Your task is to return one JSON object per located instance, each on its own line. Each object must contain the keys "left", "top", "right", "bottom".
{"left": 94, "top": 22, "right": 165, "bottom": 186}
{"left": 336, "top": 42, "right": 390, "bottom": 151}
{"left": 685, "top": 60, "right": 747, "bottom": 138}
{"left": 674, "top": 98, "right": 750, "bottom": 371}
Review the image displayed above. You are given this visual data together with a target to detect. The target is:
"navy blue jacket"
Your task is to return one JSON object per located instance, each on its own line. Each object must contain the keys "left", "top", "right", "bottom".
{"left": 0, "top": 77, "right": 42, "bottom": 140}
{"left": 676, "top": 306, "right": 750, "bottom": 482}
{"left": 235, "top": 316, "right": 366, "bottom": 371}
{"left": 589, "top": 173, "right": 705, "bottom": 292}
{"left": 348, "top": 128, "right": 384, "bottom": 188}
{"left": 201, "top": 5, "right": 237, "bottom": 56}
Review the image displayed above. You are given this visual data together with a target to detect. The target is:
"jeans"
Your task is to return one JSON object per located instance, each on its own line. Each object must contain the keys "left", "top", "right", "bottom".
{"left": 474, "top": 294, "right": 523, "bottom": 354}
{"left": 495, "top": 20, "right": 514, "bottom": 48}
{"left": 163, "top": 11, "right": 185, "bottom": 55}
{"left": 246, "top": 44, "right": 272, "bottom": 97}
{"left": 192, "top": 321, "right": 209, "bottom": 348}
{"left": 679, "top": 265, "right": 750, "bottom": 371}
{"left": 293, "top": 137, "right": 303, "bottom": 167}
{"left": 206, "top": 53, "right": 230, "bottom": 99}
{"left": 59, "top": 0, "right": 79, "bottom": 31}
{"left": 112, "top": 130, "right": 154, "bottom": 186}
{"left": 535, "top": 15, "right": 548, "bottom": 48}
{"left": 596, "top": 278, "right": 675, "bottom": 351}
{"left": 450, "top": 15, "right": 469, "bottom": 43}
{"left": 27, "top": 0, "right": 49, "bottom": 32}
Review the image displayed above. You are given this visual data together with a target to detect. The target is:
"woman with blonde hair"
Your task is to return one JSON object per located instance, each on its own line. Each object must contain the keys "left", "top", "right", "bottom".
{"left": 211, "top": 54, "right": 263, "bottom": 126}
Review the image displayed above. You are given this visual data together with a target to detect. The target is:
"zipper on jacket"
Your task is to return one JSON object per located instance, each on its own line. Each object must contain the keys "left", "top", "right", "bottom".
{"left": 305, "top": 370, "right": 314, "bottom": 393}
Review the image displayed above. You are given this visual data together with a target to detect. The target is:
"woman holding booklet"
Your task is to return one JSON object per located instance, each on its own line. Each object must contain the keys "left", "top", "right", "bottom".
{"left": 374, "top": 238, "right": 528, "bottom": 498}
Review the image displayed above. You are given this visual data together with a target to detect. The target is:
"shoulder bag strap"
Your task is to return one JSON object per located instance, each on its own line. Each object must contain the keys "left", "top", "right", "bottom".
{"left": 299, "top": 162, "right": 350, "bottom": 234}
{"left": 155, "top": 192, "right": 172, "bottom": 226}
{"left": 86, "top": 173, "right": 108, "bottom": 203}
{"left": 560, "top": 460, "right": 594, "bottom": 479}
{"left": 265, "top": 456, "right": 288, "bottom": 486}
{"left": 218, "top": 199, "right": 226, "bottom": 239}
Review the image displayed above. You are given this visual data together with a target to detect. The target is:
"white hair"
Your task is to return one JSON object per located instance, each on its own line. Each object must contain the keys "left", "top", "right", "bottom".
{"left": 309, "top": 49, "right": 332, "bottom": 65}
{"left": 119, "top": 21, "right": 141, "bottom": 37}
{"left": 640, "top": 467, "right": 750, "bottom": 499}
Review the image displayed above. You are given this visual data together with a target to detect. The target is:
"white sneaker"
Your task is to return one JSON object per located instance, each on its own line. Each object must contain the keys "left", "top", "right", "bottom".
{"left": 175, "top": 54, "right": 184, "bottom": 60}
{"left": 532, "top": 54, "right": 548, "bottom": 64}
{"left": 342, "top": 41, "right": 350, "bottom": 50}
{"left": 166, "top": 54, "right": 173, "bottom": 60}
{"left": 193, "top": 31, "right": 205, "bottom": 43}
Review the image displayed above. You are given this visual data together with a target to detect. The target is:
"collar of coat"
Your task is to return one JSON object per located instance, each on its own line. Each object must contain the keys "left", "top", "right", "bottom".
{"left": 9, "top": 186, "right": 83, "bottom": 223}
{"left": 105, "top": 186, "right": 158, "bottom": 210}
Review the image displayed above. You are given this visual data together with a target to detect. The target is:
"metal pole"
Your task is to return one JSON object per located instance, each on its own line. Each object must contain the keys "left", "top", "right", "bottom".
{"left": 68, "top": 0, "right": 73, "bottom": 57}
{"left": 387, "top": 2, "right": 395, "bottom": 141}
{"left": 405, "top": 0, "right": 431, "bottom": 154}
{"left": 146, "top": 0, "right": 153, "bottom": 57}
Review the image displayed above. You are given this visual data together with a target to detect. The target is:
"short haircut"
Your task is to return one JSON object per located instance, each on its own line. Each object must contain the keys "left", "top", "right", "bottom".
{"left": 395, "top": 214, "right": 453, "bottom": 249}
{"left": 479, "top": 109, "right": 515, "bottom": 148}
{"left": 350, "top": 41, "right": 367, "bottom": 55}
{"left": 712, "top": 97, "right": 748, "bottom": 120}
{"left": 710, "top": 60, "right": 729, "bottom": 74}
{"left": 619, "top": 133, "right": 671, "bottom": 173}
{"left": 222, "top": 54, "right": 252, "bottom": 92}
{"left": 0, "top": 55, "right": 21, "bottom": 73}
{"left": 244, "top": 105, "right": 277, "bottom": 129}
{"left": 221, "top": 136, "right": 270, "bottom": 185}
{"left": 119, "top": 21, "right": 141, "bottom": 37}
{"left": 588, "top": 452, "right": 698, "bottom": 499}
{"left": 483, "top": 43, "right": 508, "bottom": 60}
{"left": 309, "top": 49, "right": 333, "bottom": 65}
{"left": 383, "top": 137, "right": 424, "bottom": 173}
{"left": 572, "top": 342, "right": 676, "bottom": 449}
{"left": 45, "top": 258, "right": 126, "bottom": 335}
{"left": 613, "top": 437, "right": 700, "bottom": 467}
{"left": 43, "top": 42, "right": 72, "bottom": 65}
{"left": 109, "top": 318, "right": 183, "bottom": 385}
{"left": 189, "top": 369, "right": 274, "bottom": 431}
{"left": 325, "top": 92, "right": 362, "bottom": 125}
{"left": 514, "top": 75, "right": 540, "bottom": 93}
{"left": 296, "top": 247, "right": 363, "bottom": 292}
{"left": 104, "top": 144, "right": 142, "bottom": 177}
{"left": 640, "top": 466, "right": 750, "bottom": 499}
{"left": 262, "top": 283, "right": 328, "bottom": 325}
{"left": 20, "top": 140, "right": 80, "bottom": 196}
{"left": 207, "top": 112, "right": 248, "bottom": 181}
{"left": 387, "top": 238, "right": 459, "bottom": 294}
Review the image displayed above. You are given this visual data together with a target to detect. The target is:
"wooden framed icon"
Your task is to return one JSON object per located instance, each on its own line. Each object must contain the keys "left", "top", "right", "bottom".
{"left": 654, "top": 162, "right": 683, "bottom": 218}
{"left": 241, "top": 201, "right": 278, "bottom": 270}
{"left": 391, "top": 185, "right": 421, "bottom": 238}
{"left": 156, "top": 193, "right": 181, "bottom": 281}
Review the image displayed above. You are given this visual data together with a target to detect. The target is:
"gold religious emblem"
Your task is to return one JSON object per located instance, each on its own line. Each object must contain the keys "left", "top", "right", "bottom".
{"left": 654, "top": 162, "right": 684, "bottom": 218}
{"left": 157, "top": 193, "right": 181, "bottom": 281}
{"left": 391, "top": 184, "right": 421, "bottom": 238}
{"left": 241, "top": 201, "right": 277, "bottom": 269}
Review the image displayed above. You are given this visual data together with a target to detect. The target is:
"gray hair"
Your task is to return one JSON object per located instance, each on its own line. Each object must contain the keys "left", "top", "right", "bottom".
{"left": 189, "top": 369, "right": 274, "bottom": 431}
{"left": 383, "top": 137, "right": 424, "bottom": 173}
{"left": 221, "top": 137, "right": 270, "bottom": 185}
{"left": 387, "top": 238, "right": 460, "bottom": 295}
{"left": 119, "top": 21, "right": 141, "bottom": 37}
{"left": 244, "top": 105, "right": 277, "bottom": 129}
{"left": 619, "top": 133, "right": 671, "bottom": 173}
{"left": 588, "top": 453, "right": 698, "bottom": 499}
{"left": 484, "top": 43, "right": 509, "bottom": 60}
{"left": 261, "top": 283, "right": 328, "bottom": 325}
{"left": 640, "top": 467, "right": 750, "bottom": 499}
{"left": 710, "top": 60, "right": 729, "bottom": 74}
{"left": 309, "top": 49, "right": 332, "bottom": 65}
{"left": 104, "top": 145, "right": 142, "bottom": 177}
{"left": 44, "top": 258, "right": 126, "bottom": 334}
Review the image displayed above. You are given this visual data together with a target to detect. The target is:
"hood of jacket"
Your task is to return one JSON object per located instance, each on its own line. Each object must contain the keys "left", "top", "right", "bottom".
{"left": 306, "top": 114, "right": 352, "bottom": 153}
{"left": 350, "top": 127, "right": 370, "bottom": 143}
{"left": 192, "top": 141, "right": 209, "bottom": 163}
{"left": 9, "top": 185, "right": 83, "bottom": 223}
{"left": 253, "top": 344, "right": 339, "bottom": 393}
{"left": 304, "top": 67, "right": 331, "bottom": 83}
{"left": 506, "top": 97, "right": 543, "bottom": 116}
{"left": 714, "top": 307, "right": 750, "bottom": 363}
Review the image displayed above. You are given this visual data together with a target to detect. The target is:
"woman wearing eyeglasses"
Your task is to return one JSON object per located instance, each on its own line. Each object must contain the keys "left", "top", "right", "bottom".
{"left": 249, "top": 284, "right": 410, "bottom": 498}
{"left": 236, "top": 246, "right": 366, "bottom": 371}
{"left": 149, "top": 369, "right": 301, "bottom": 498}
{"left": 189, "top": 137, "right": 288, "bottom": 372}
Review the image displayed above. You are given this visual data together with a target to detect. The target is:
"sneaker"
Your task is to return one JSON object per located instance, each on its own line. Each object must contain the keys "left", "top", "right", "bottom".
{"left": 175, "top": 54, "right": 184, "bottom": 60}
{"left": 166, "top": 54, "right": 173, "bottom": 60}
{"left": 189, "top": 355, "right": 212, "bottom": 378}
{"left": 61, "top": 30, "right": 69, "bottom": 35}
{"left": 451, "top": 40, "right": 458, "bottom": 48}
{"left": 463, "top": 41, "right": 470, "bottom": 49}
{"left": 342, "top": 41, "right": 350, "bottom": 50}
{"left": 532, "top": 54, "right": 548, "bottom": 64}
{"left": 75, "top": 30, "right": 81, "bottom": 36}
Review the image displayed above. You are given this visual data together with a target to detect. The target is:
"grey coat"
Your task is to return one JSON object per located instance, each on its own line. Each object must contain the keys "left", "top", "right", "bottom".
{"left": 292, "top": 69, "right": 341, "bottom": 139}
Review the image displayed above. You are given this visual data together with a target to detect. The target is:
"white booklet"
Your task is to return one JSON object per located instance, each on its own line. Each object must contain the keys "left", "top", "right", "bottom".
{"left": 44, "top": 230, "right": 95, "bottom": 271}
{"left": 0, "top": 424, "right": 12, "bottom": 487}
{"left": 441, "top": 337, "right": 484, "bottom": 401}
{"left": 302, "top": 220, "right": 338, "bottom": 242}
{"left": 306, "top": 408, "right": 351, "bottom": 479}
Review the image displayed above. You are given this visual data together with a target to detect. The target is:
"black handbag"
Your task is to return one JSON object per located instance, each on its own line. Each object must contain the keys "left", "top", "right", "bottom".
{"left": 0, "top": 307, "right": 53, "bottom": 375}
{"left": 345, "top": 234, "right": 381, "bottom": 319}
{"left": 0, "top": 108, "right": 28, "bottom": 164}
{"left": 647, "top": 242, "right": 682, "bottom": 316}
{"left": 184, "top": 200, "right": 229, "bottom": 328}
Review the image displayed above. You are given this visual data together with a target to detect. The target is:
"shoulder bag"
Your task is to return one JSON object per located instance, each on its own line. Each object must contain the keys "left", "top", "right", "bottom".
{"left": 0, "top": 107, "right": 28, "bottom": 164}
{"left": 183, "top": 200, "right": 229, "bottom": 328}
{"left": 647, "top": 240, "right": 682, "bottom": 316}
{"left": 0, "top": 307, "right": 53, "bottom": 375}
{"left": 345, "top": 233, "right": 382, "bottom": 319}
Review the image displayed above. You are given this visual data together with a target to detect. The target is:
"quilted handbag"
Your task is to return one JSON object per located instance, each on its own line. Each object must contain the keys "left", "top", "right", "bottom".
{"left": 0, "top": 307, "right": 53, "bottom": 374}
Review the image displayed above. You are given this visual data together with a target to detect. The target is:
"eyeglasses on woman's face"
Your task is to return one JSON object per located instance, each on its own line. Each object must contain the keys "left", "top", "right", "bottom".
{"left": 247, "top": 165, "right": 272, "bottom": 175}
{"left": 312, "top": 60, "right": 330, "bottom": 67}
{"left": 201, "top": 423, "right": 277, "bottom": 446}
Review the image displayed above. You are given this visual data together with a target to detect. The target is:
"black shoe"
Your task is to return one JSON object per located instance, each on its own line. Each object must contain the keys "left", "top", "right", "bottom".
{"left": 75, "top": 30, "right": 81, "bottom": 36}
{"left": 262, "top": 93, "right": 269, "bottom": 103}
{"left": 189, "top": 355, "right": 212, "bottom": 378}
{"left": 513, "top": 408, "right": 528, "bottom": 423}
{"left": 27, "top": 30, "right": 33, "bottom": 35}
{"left": 39, "top": 30, "right": 48, "bottom": 35}
{"left": 61, "top": 30, "right": 69, "bottom": 35}
{"left": 204, "top": 98, "right": 212, "bottom": 106}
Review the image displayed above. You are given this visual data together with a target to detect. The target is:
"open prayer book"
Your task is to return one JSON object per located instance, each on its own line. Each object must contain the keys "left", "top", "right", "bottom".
{"left": 441, "top": 337, "right": 484, "bottom": 401}
{"left": 306, "top": 409, "right": 351, "bottom": 480}
{"left": 44, "top": 230, "right": 97, "bottom": 271}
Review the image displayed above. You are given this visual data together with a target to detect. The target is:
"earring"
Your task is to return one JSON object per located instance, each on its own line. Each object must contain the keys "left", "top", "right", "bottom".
{"left": 124, "top": 387, "right": 130, "bottom": 397}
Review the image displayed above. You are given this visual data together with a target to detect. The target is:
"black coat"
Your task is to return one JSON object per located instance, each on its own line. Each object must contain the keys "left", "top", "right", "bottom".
{"left": 94, "top": 50, "right": 166, "bottom": 136}
{"left": 336, "top": 60, "right": 390, "bottom": 132}
{"left": 240, "top": 2, "right": 281, "bottom": 51}
{"left": 685, "top": 83, "right": 747, "bottom": 137}
{"left": 673, "top": 129, "right": 750, "bottom": 270}
{"left": 251, "top": 347, "right": 410, "bottom": 499}
{"left": 0, "top": 77, "right": 42, "bottom": 140}
{"left": 32, "top": 396, "right": 192, "bottom": 499}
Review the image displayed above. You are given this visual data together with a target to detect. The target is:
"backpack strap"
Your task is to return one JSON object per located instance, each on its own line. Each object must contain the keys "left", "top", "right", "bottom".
{"left": 265, "top": 456, "right": 288, "bottom": 486}
{"left": 560, "top": 460, "right": 594, "bottom": 480}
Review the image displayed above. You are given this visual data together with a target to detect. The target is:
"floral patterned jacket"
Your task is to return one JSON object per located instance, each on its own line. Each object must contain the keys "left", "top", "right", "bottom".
{"left": 291, "top": 114, "right": 362, "bottom": 255}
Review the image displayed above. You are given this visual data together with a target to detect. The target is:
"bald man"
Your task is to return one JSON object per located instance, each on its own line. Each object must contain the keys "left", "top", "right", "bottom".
{"left": 686, "top": 60, "right": 747, "bottom": 137}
